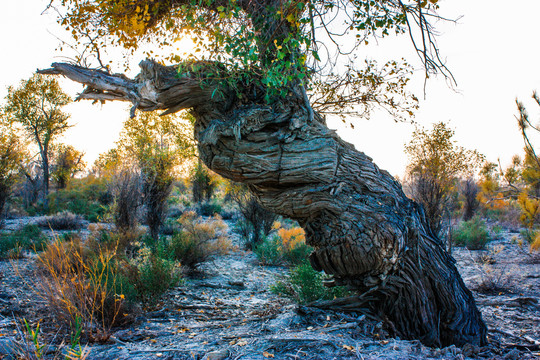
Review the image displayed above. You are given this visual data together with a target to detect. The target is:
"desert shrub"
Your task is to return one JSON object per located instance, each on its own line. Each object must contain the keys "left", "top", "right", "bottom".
{"left": 226, "top": 182, "right": 277, "bottom": 249}
{"left": 167, "top": 211, "right": 230, "bottom": 269}
{"left": 36, "top": 211, "right": 85, "bottom": 230}
{"left": 517, "top": 192, "right": 540, "bottom": 228}
{"left": 254, "top": 226, "right": 312, "bottom": 266}
{"left": 160, "top": 218, "right": 179, "bottom": 236}
{"left": 531, "top": 233, "right": 540, "bottom": 252}
{"left": 519, "top": 228, "right": 540, "bottom": 253}
{"left": 452, "top": 217, "right": 490, "bottom": 250}
{"left": 272, "top": 262, "right": 349, "bottom": 304}
{"left": 86, "top": 224, "right": 144, "bottom": 255}
{"left": 0, "top": 224, "right": 48, "bottom": 259}
{"left": 60, "top": 231, "right": 80, "bottom": 243}
{"left": 196, "top": 201, "right": 223, "bottom": 217}
{"left": 119, "top": 248, "right": 182, "bottom": 304}
{"left": 471, "top": 246, "right": 514, "bottom": 294}
{"left": 490, "top": 224, "right": 503, "bottom": 239}
{"left": 35, "top": 239, "right": 131, "bottom": 339}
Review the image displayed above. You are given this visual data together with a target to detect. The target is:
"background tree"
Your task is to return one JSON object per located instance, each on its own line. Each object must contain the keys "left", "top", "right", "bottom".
{"left": 119, "top": 111, "right": 194, "bottom": 240}
{"left": 51, "top": 144, "right": 86, "bottom": 189}
{"left": 0, "top": 119, "right": 27, "bottom": 222}
{"left": 4, "top": 74, "right": 71, "bottom": 209}
{"left": 404, "top": 122, "right": 484, "bottom": 239}
{"left": 225, "top": 181, "right": 277, "bottom": 249}
{"left": 516, "top": 93, "right": 540, "bottom": 197}
{"left": 191, "top": 160, "right": 217, "bottom": 204}
{"left": 459, "top": 178, "right": 479, "bottom": 222}
{"left": 514, "top": 92, "right": 540, "bottom": 229}
{"left": 41, "top": 0, "right": 489, "bottom": 346}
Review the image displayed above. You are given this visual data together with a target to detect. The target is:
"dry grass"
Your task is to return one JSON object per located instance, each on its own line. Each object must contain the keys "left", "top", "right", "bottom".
{"left": 168, "top": 211, "right": 231, "bottom": 269}
{"left": 33, "top": 239, "right": 128, "bottom": 341}
{"left": 471, "top": 245, "right": 515, "bottom": 295}
{"left": 36, "top": 211, "right": 85, "bottom": 231}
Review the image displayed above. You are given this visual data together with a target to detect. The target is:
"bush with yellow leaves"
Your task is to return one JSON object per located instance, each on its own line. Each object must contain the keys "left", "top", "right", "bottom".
{"left": 254, "top": 223, "right": 312, "bottom": 266}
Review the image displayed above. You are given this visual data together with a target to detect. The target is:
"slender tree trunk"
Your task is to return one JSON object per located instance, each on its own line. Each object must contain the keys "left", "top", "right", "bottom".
{"left": 38, "top": 61, "right": 487, "bottom": 347}
{"left": 0, "top": 183, "right": 9, "bottom": 223}
{"left": 41, "top": 150, "right": 50, "bottom": 210}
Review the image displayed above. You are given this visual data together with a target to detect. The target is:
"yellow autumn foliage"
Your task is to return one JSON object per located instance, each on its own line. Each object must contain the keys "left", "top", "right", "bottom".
{"left": 277, "top": 227, "right": 306, "bottom": 250}
{"left": 517, "top": 191, "right": 540, "bottom": 228}
{"left": 531, "top": 233, "right": 540, "bottom": 252}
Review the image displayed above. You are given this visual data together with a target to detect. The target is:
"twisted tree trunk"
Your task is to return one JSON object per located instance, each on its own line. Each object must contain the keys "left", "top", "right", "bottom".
{"left": 39, "top": 60, "right": 487, "bottom": 347}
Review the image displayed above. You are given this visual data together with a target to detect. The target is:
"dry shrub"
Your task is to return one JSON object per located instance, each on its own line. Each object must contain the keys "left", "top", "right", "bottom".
{"left": 169, "top": 211, "right": 230, "bottom": 269}
{"left": 36, "top": 211, "right": 85, "bottom": 230}
{"left": 86, "top": 223, "right": 144, "bottom": 256}
{"left": 515, "top": 230, "right": 540, "bottom": 263}
{"left": 226, "top": 182, "right": 277, "bottom": 248}
{"left": 35, "top": 239, "right": 131, "bottom": 341}
{"left": 110, "top": 168, "right": 141, "bottom": 233}
{"left": 471, "top": 246, "right": 515, "bottom": 295}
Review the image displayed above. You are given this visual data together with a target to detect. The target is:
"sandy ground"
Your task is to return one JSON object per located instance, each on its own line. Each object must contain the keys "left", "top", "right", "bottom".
{"left": 0, "top": 220, "right": 539, "bottom": 359}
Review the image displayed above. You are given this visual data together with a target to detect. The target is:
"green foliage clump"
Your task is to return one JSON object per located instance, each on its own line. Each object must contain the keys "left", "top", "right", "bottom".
{"left": 272, "top": 262, "right": 350, "bottom": 304}
{"left": 254, "top": 226, "right": 312, "bottom": 266}
{"left": 453, "top": 217, "right": 491, "bottom": 250}
{"left": 196, "top": 200, "right": 223, "bottom": 217}
{"left": 191, "top": 162, "right": 216, "bottom": 204}
{"left": 47, "top": 177, "right": 111, "bottom": 222}
{"left": 116, "top": 250, "right": 182, "bottom": 305}
{"left": 0, "top": 224, "right": 48, "bottom": 259}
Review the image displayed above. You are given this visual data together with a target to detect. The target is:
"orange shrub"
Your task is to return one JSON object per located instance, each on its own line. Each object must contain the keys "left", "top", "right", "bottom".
{"left": 277, "top": 227, "right": 306, "bottom": 251}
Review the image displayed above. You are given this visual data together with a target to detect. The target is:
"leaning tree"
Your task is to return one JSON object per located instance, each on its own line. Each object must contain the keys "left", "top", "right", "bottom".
{"left": 39, "top": 0, "right": 487, "bottom": 347}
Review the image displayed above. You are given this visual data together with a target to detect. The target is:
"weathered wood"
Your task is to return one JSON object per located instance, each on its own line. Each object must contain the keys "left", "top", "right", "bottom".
{"left": 38, "top": 61, "right": 487, "bottom": 347}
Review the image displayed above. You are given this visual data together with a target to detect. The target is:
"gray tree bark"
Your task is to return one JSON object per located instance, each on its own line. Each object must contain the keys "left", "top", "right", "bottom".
{"left": 38, "top": 60, "right": 487, "bottom": 347}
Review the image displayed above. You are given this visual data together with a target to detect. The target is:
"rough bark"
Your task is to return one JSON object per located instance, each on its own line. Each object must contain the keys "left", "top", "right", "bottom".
{"left": 38, "top": 61, "right": 487, "bottom": 347}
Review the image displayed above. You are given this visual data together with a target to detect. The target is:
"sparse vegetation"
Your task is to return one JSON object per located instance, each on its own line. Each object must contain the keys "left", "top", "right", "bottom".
{"left": 453, "top": 217, "right": 491, "bottom": 250}
{"left": 0, "top": 224, "right": 48, "bottom": 259}
{"left": 226, "top": 182, "right": 277, "bottom": 249}
{"left": 272, "top": 262, "right": 350, "bottom": 304}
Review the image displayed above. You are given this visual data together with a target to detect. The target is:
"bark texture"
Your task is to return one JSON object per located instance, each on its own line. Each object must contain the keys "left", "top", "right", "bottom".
{"left": 39, "top": 61, "right": 487, "bottom": 347}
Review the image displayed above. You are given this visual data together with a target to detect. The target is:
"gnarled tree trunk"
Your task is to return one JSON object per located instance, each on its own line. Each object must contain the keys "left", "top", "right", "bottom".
{"left": 39, "top": 60, "right": 487, "bottom": 347}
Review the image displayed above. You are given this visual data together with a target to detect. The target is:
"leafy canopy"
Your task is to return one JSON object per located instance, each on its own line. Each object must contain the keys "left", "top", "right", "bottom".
{"left": 49, "top": 0, "right": 446, "bottom": 120}
{"left": 405, "top": 122, "right": 484, "bottom": 236}
{"left": 4, "top": 74, "right": 71, "bottom": 154}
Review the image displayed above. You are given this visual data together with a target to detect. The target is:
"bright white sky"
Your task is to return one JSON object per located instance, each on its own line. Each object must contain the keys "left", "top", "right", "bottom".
{"left": 1, "top": 0, "right": 540, "bottom": 177}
